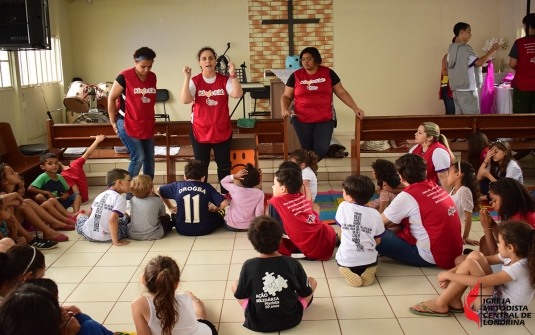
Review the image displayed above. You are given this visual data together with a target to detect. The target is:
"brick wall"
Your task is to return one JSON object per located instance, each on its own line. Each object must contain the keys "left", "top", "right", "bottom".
{"left": 248, "top": 0, "right": 334, "bottom": 112}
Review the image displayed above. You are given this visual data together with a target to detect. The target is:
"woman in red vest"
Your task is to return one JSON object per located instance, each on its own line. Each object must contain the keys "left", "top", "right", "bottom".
{"left": 409, "top": 122, "right": 454, "bottom": 191}
{"left": 280, "top": 47, "right": 364, "bottom": 161}
{"left": 108, "top": 47, "right": 157, "bottom": 198}
{"left": 180, "top": 47, "right": 243, "bottom": 194}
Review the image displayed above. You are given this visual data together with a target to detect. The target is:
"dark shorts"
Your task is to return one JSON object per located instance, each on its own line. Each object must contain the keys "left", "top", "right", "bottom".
{"left": 197, "top": 319, "right": 218, "bottom": 335}
{"left": 337, "top": 259, "right": 378, "bottom": 276}
{"left": 476, "top": 286, "right": 509, "bottom": 321}
{"left": 59, "top": 193, "right": 79, "bottom": 209}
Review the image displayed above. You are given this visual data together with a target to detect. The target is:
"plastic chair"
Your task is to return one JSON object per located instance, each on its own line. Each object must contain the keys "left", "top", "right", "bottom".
{"left": 249, "top": 86, "right": 271, "bottom": 118}
{"left": 155, "top": 89, "right": 170, "bottom": 122}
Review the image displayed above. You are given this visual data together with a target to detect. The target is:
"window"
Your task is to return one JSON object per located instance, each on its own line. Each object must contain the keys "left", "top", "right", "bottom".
{"left": 18, "top": 37, "right": 62, "bottom": 87}
{"left": 0, "top": 51, "right": 11, "bottom": 88}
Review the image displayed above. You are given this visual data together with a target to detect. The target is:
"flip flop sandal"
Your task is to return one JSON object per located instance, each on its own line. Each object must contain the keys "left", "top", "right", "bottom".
{"left": 56, "top": 224, "right": 75, "bottom": 231}
{"left": 409, "top": 302, "right": 450, "bottom": 317}
{"left": 449, "top": 307, "right": 464, "bottom": 313}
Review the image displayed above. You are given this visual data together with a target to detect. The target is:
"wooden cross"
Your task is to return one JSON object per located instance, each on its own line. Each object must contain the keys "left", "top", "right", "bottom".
{"left": 261, "top": 0, "right": 320, "bottom": 55}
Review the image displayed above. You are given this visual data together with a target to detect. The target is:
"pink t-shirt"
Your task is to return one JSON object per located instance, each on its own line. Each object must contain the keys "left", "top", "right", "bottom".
{"left": 220, "top": 175, "right": 265, "bottom": 230}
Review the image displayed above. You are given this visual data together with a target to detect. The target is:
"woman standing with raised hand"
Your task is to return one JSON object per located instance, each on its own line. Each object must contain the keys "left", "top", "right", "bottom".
{"left": 181, "top": 47, "right": 243, "bottom": 194}
{"left": 108, "top": 47, "right": 157, "bottom": 197}
{"left": 281, "top": 47, "right": 364, "bottom": 161}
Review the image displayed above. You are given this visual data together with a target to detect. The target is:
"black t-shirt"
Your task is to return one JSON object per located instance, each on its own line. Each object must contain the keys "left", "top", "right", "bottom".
{"left": 234, "top": 256, "right": 313, "bottom": 332}
{"left": 286, "top": 68, "right": 341, "bottom": 87}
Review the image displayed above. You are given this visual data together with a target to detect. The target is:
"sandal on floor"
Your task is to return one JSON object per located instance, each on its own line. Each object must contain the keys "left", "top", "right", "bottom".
{"left": 449, "top": 307, "right": 464, "bottom": 313}
{"left": 56, "top": 224, "right": 75, "bottom": 231}
{"left": 409, "top": 302, "right": 450, "bottom": 317}
{"left": 48, "top": 234, "right": 69, "bottom": 242}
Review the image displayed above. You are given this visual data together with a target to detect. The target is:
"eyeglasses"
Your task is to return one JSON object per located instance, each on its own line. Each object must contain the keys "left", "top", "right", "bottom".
{"left": 301, "top": 57, "right": 314, "bottom": 62}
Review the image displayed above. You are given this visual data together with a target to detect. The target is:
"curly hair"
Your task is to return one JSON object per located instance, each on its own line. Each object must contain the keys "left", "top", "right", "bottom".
{"left": 184, "top": 160, "right": 207, "bottom": 181}
{"left": 371, "top": 159, "right": 397, "bottom": 187}
{"left": 143, "top": 256, "right": 180, "bottom": 335}
{"left": 240, "top": 163, "right": 261, "bottom": 188}
{"left": 248, "top": 216, "right": 283, "bottom": 254}
{"left": 133, "top": 47, "right": 156, "bottom": 60}
{"left": 451, "top": 161, "right": 481, "bottom": 212}
{"left": 290, "top": 149, "right": 319, "bottom": 175}
{"left": 489, "top": 178, "right": 535, "bottom": 220}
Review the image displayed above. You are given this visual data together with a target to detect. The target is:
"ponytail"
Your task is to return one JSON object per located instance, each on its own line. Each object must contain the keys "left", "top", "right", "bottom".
{"left": 290, "top": 149, "right": 319, "bottom": 175}
{"left": 438, "top": 134, "right": 454, "bottom": 160}
{"left": 143, "top": 256, "right": 180, "bottom": 335}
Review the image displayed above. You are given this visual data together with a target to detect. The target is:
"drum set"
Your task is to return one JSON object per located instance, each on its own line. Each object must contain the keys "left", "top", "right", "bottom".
{"left": 63, "top": 81, "right": 112, "bottom": 124}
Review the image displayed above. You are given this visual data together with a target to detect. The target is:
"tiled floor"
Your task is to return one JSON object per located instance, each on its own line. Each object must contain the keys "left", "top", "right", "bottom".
{"left": 41, "top": 174, "right": 535, "bottom": 335}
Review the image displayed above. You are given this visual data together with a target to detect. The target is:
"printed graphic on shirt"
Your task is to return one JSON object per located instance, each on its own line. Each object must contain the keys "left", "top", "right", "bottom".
{"left": 422, "top": 184, "right": 451, "bottom": 205}
{"left": 256, "top": 272, "right": 289, "bottom": 309}
{"left": 284, "top": 196, "right": 312, "bottom": 216}
{"left": 300, "top": 78, "right": 326, "bottom": 91}
{"left": 448, "top": 206, "right": 457, "bottom": 216}
{"left": 341, "top": 212, "right": 374, "bottom": 252}
{"left": 133, "top": 87, "right": 156, "bottom": 103}
{"left": 198, "top": 89, "right": 225, "bottom": 106}
{"left": 93, "top": 193, "right": 113, "bottom": 232}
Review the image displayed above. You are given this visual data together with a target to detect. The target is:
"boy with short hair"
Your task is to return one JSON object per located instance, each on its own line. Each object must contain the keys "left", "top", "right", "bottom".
{"left": 336, "top": 175, "right": 385, "bottom": 287}
{"left": 75, "top": 168, "right": 131, "bottom": 246}
{"left": 232, "top": 215, "right": 316, "bottom": 333}
{"left": 27, "top": 153, "right": 82, "bottom": 212}
{"left": 447, "top": 22, "right": 500, "bottom": 114}
{"left": 268, "top": 168, "right": 337, "bottom": 261}
{"left": 128, "top": 175, "right": 171, "bottom": 240}
{"left": 156, "top": 160, "right": 228, "bottom": 236}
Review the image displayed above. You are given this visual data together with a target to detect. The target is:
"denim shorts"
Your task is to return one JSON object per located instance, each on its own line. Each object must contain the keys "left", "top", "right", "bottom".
{"left": 59, "top": 193, "right": 79, "bottom": 209}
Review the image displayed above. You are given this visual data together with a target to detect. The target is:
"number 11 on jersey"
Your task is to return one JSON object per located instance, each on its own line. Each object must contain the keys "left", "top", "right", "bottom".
{"left": 183, "top": 194, "right": 200, "bottom": 223}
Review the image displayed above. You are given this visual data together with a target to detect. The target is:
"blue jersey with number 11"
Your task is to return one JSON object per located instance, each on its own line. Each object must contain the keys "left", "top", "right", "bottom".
{"left": 159, "top": 180, "right": 226, "bottom": 236}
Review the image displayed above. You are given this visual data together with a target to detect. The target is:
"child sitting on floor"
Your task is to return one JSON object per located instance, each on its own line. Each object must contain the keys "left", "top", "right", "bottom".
{"left": 232, "top": 215, "right": 316, "bottom": 333}
{"left": 220, "top": 164, "right": 264, "bottom": 232}
{"left": 369, "top": 159, "right": 406, "bottom": 213}
{"left": 336, "top": 175, "right": 385, "bottom": 287}
{"left": 59, "top": 134, "right": 105, "bottom": 203}
{"left": 27, "top": 153, "right": 82, "bottom": 213}
{"left": 76, "top": 168, "right": 131, "bottom": 246}
{"left": 157, "top": 160, "right": 228, "bottom": 236}
{"left": 410, "top": 221, "right": 535, "bottom": 318}
{"left": 268, "top": 168, "right": 337, "bottom": 260}
{"left": 128, "top": 175, "right": 171, "bottom": 240}
{"left": 290, "top": 149, "right": 319, "bottom": 201}
{"left": 0, "top": 197, "right": 25, "bottom": 247}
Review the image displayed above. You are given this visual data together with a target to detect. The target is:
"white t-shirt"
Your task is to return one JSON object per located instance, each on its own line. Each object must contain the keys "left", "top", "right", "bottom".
{"left": 189, "top": 76, "right": 233, "bottom": 97}
{"left": 409, "top": 145, "right": 451, "bottom": 173}
{"left": 486, "top": 160, "right": 524, "bottom": 184}
{"left": 81, "top": 189, "right": 127, "bottom": 242}
{"left": 501, "top": 258, "right": 535, "bottom": 306}
{"left": 335, "top": 201, "right": 385, "bottom": 267}
{"left": 301, "top": 166, "right": 317, "bottom": 201}
{"left": 450, "top": 186, "right": 474, "bottom": 223}
{"left": 382, "top": 192, "right": 436, "bottom": 264}
{"left": 147, "top": 293, "right": 212, "bottom": 335}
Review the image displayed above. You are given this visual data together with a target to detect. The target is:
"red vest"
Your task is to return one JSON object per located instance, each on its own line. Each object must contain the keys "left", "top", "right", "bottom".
{"left": 512, "top": 36, "right": 535, "bottom": 91}
{"left": 191, "top": 73, "right": 232, "bottom": 143}
{"left": 121, "top": 68, "right": 157, "bottom": 139}
{"left": 396, "top": 180, "right": 463, "bottom": 269}
{"left": 293, "top": 66, "right": 333, "bottom": 123}
{"left": 412, "top": 141, "right": 450, "bottom": 184}
{"left": 270, "top": 193, "right": 337, "bottom": 261}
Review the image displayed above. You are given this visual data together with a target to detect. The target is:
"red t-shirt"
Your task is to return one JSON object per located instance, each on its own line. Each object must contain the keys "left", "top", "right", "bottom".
{"left": 293, "top": 66, "right": 333, "bottom": 123}
{"left": 511, "top": 36, "right": 535, "bottom": 91}
{"left": 120, "top": 68, "right": 157, "bottom": 139}
{"left": 191, "top": 73, "right": 231, "bottom": 143}
{"left": 269, "top": 193, "right": 337, "bottom": 261}
{"left": 61, "top": 157, "right": 88, "bottom": 202}
{"left": 511, "top": 211, "right": 535, "bottom": 228}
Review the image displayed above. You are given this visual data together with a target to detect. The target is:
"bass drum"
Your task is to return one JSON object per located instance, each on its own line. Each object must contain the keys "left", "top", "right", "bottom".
{"left": 64, "top": 81, "right": 90, "bottom": 113}
{"left": 97, "top": 82, "right": 113, "bottom": 111}
{"left": 73, "top": 110, "right": 110, "bottom": 124}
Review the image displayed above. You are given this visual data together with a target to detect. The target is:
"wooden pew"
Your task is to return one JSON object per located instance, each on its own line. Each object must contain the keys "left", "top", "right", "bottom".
{"left": 0, "top": 122, "right": 42, "bottom": 184}
{"left": 47, "top": 118, "right": 288, "bottom": 183}
{"left": 351, "top": 114, "right": 535, "bottom": 175}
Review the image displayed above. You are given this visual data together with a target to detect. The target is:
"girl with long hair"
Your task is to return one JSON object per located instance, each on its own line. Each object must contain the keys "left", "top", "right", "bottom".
{"left": 131, "top": 256, "right": 217, "bottom": 335}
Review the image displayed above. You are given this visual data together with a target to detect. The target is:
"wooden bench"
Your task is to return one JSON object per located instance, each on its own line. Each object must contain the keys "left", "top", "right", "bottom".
{"left": 47, "top": 118, "right": 288, "bottom": 183}
{"left": 0, "top": 122, "right": 42, "bottom": 184}
{"left": 351, "top": 114, "right": 535, "bottom": 175}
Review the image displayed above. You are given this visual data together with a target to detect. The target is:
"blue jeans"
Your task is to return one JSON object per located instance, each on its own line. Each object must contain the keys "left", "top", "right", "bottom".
{"left": 116, "top": 118, "right": 155, "bottom": 180}
{"left": 375, "top": 229, "right": 436, "bottom": 267}
{"left": 441, "top": 86, "right": 455, "bottom": 115}
{"left": 291, "top": 118, "right": 335, "bottom": 161}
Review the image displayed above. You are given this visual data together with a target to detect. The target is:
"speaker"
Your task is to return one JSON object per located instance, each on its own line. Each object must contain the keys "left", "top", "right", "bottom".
{"left": 0, "top": 0, "right": 51, "bottom": 50}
